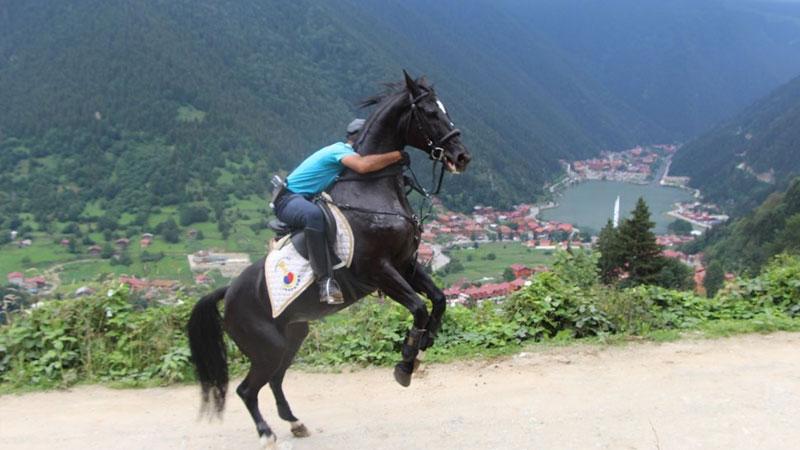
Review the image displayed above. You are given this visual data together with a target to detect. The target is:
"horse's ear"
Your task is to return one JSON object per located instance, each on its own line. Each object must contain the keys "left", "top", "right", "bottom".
{"left": 403, "top": 69, "right": 421, "bottom": 97}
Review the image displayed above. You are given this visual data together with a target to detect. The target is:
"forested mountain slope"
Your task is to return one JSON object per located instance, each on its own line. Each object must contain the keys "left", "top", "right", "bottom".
{"left": 671, "top": 74, "right": 800, "bottom": 214}
{"left": 2, "top": 0, "right": 800, "bottom": 230}
{"left": 688, "top": 178, "right": 800, "bottom": 274}
{"left": 513, "top": 0, "right": 800, "bottom": 138}
{"left": 0, "top": 0, "right": 654, "bottom": 226}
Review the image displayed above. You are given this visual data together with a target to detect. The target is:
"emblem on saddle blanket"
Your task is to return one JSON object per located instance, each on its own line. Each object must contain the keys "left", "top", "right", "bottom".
{"left": 265, "top": 199, "right": 354, "bottom": 318}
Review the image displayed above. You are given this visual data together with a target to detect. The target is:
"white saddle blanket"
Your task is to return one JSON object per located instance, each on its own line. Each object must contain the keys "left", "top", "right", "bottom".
{"left": 265, "top": 199, "right": 354, "bottom": 318}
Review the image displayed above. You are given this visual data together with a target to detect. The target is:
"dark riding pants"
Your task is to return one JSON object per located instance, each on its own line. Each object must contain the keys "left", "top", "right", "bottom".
{"left": 274, "top": 192, "right": 334, "bottom": 285}
{"left": 274, "top": 193, "right": 325, "bottom": 233}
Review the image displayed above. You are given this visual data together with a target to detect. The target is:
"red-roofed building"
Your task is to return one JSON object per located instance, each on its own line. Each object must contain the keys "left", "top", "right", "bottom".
{"left": 7, "top": 272, "right": 24, "bottom": 286}
{"left": 444, "top": 277, "right": 528, "bottom": 304}
{"left": 120, "top": 276, "right": 148, "bottom": 291}
{"left": 510, "top": 264, "right": 533, "bottom": 278}
{"left": 662, "top": 249, "right": 686, "bottom": 260}
{"left": 151, "top": 280, "right": 178, "bottom": 290}
{"left": 28, "top": 276, "right": 46, "bottom": 286}
{"left": 119, "top": 276, "right": 178, "bottom": 292}
{"left": 417, "top": 244, "right": 434, "bottom": 263}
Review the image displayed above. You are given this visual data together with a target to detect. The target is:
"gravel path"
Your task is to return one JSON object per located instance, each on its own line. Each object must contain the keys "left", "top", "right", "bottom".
{"left": 2, "top": 333, "right": 799, "bottom": 450}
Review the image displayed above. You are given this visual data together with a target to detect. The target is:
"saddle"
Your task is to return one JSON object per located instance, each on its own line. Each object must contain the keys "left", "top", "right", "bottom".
{"left": 268, "top": 195, "right": 341, "bottom": 265}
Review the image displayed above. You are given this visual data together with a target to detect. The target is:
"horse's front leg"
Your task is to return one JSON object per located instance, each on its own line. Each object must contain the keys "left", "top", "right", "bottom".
{"left": 376, "top": 260, "right": 429, "bottom": 387}
{"left": 406, "top": 262, "right": 445, "bottom": 351}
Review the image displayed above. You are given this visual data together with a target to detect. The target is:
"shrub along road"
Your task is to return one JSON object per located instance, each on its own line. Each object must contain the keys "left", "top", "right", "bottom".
{"left": 2, "top": 332, "right": 798, "bottom": 449}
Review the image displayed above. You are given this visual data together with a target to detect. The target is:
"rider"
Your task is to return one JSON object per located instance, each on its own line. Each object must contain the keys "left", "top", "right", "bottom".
{"left": 273, "top": 119, "right": 406, "bottom": 304}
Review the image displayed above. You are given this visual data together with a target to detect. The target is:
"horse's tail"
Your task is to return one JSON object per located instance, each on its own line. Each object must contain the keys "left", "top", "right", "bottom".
{"left": 187, "top": 285, "right": 230, "bottom": 415}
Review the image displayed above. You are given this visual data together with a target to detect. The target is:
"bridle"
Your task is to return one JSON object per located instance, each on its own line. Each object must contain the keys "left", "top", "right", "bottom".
{"left": 327, "top": 88, "right": 465, "bottom": 268}
{"left": 405, "top": 91, "right": 461, "bottom": 195}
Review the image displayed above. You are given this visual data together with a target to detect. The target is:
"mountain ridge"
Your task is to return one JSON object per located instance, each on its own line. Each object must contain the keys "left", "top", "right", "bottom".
{"left": 671, "top": 74, "right": 800, "bottom": 214}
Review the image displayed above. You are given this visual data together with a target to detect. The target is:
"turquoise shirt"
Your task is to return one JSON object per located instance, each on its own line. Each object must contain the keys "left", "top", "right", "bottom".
{"left": 286, "top": 142, "right": 356, "bottom": 195}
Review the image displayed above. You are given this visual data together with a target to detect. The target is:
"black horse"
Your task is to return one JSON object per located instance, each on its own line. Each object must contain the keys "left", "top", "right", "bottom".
{"left": 187, "top": 71, "right": 471, "bottom": 447}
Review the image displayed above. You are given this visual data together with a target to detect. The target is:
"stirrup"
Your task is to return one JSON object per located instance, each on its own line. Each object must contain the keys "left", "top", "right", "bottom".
{"left": 318, "top": 278, "right": 344, "bottom": 305}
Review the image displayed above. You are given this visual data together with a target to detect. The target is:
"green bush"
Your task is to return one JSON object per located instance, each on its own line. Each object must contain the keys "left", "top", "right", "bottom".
{"left": 178, "top": 205, "right": 210, "bottom": 227}
{"left": 504, "top": 271, "right": 614, "bottom": 339}
{"left": 0, "top": 288, "right": 204, "bottom": 388}
{"left": 714, "top": 254, "right": 800, "bottom": 319}
{"left": 2, "top": 253, "right": 800, "bottom": 391}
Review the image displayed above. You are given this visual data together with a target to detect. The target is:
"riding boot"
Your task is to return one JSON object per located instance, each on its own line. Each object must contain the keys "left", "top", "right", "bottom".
{"left": 305, "top": 229, "right": 344, "bottom": 305}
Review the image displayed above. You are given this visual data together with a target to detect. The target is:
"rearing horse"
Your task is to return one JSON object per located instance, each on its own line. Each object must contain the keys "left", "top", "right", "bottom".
{"left": 187, "top": 71, "right": 471, "bottom": 447}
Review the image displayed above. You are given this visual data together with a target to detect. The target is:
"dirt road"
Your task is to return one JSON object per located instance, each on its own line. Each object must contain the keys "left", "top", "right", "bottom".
{"left": 2, "top": 333, "right": 799, "bottom": 450}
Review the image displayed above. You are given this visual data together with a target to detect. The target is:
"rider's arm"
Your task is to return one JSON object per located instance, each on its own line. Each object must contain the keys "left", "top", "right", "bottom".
{"left": 340, "top": 151, "right": 403, "bottom": 174}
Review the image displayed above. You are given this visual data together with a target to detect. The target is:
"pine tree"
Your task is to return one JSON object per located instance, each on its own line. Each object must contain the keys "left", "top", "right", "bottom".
{"left": 704, "top": 260, "right": 725, "bottom": 298}
{"left": 597, "top": 219, "right": 624, "bottom": 283}
{"left": 618, "top": 198, "right": 664, "bottom": 286}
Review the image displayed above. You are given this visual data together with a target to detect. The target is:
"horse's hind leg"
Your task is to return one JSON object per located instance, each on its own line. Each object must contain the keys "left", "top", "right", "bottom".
{"left": 229, "top": 321, "right": 287, "bottom": 448}
{"left": 269, "top": 322, "right": 311, "bottom": 438}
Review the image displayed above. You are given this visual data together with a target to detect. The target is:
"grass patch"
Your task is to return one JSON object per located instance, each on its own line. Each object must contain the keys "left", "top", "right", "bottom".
{"left": 699, "top": 316, "right": 800, "bottom": 337}
{"left": 176, "top": 105, "right": 206, "bottom": 123}
{"left": 0, "top": 236, "right": 74, "bottom": 272}
{"left": 441, "top": 242, "right": 553, "bottom": 284}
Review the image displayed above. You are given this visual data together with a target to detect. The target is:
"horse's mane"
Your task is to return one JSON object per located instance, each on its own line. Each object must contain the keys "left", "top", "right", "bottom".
{"left": 352, "top": 76, "right": 433, "bottom": 153}
{"left": 358, "top": 77, "right": 433, "bottom": 109}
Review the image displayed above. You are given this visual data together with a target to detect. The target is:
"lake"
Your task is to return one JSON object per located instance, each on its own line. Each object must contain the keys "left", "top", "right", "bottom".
{"left": 540, "top": 180, "right": 693, "bottom": 234}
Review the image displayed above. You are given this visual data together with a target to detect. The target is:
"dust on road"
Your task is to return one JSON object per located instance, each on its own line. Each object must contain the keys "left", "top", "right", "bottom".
{"left": 2, "top": 333, "right": 799, "bottom": 450}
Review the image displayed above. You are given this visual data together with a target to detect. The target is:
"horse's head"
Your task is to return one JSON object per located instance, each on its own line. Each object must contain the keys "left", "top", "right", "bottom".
{"left": 401, "top": 71, "right": 472, "bottom": 174}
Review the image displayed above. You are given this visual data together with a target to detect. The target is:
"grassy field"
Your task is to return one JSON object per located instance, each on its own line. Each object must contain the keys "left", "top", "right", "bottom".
{"left": 2, "top": 226, "right": 553, "bottom": 293}
{"left": 440, "top": 242, "right": 554, "bottom": 285}
{"left": 0, "top": 194, "right": 275, "bottom": 294}
{"left": 2, "top": 194, "right": 555, "bottom": 295}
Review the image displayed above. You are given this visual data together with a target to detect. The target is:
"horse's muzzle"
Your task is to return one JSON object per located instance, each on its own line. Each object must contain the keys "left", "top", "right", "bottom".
{"left": 446, "top": 144, "right": 471, "bottom": 173}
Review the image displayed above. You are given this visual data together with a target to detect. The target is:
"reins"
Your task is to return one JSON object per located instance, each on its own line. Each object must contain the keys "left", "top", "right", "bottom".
{"left": 323, "top": 88, "right": 463, "bottom": 258}
{"left": 327, "top": 165, "right": 418, "bottom": 225}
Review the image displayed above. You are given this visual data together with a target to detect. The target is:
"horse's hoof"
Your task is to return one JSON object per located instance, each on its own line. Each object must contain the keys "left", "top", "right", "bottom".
{"left": 291, "top": 421, "right": 311, "bottom": 438}
{"left": 394, "top": 365, "right": 412, "bottom": 387}
{"left": 259, "top": 433, "right": 277, "bottom": 449}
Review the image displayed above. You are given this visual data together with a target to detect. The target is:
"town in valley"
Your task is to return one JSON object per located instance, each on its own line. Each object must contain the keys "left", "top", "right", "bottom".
{"left": 4, "top": 144, "right": 729, "bottom": 308}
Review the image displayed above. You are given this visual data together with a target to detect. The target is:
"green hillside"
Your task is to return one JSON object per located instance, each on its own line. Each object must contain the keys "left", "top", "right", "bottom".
{"left": 0, "top": 0, "right": 660, "bottom": 226}
{"left": 3, "top": 0, "right": 800, "bottom": 281}
{"left": 671, "top": 75, "right": 800, "bottom": 214}
{"left": 688, "top": 177, "right": 800, "bottom": 274}
{"left": 515, "top": 0, "right": 800, "bottom": 138}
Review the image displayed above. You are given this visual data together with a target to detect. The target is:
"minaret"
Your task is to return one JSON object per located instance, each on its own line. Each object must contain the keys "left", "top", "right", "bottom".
{"left": 613, "top": 195, "right": 620, "bottom": 228}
